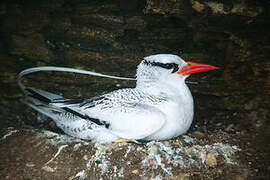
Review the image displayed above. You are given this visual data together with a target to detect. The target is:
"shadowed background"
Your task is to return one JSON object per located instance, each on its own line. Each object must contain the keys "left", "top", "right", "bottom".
{"left": 0, "top": 0, "right": 269, "bottom": 179}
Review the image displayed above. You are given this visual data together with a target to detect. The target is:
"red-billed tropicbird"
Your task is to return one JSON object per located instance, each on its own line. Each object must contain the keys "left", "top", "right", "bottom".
{"left": 18, "top": 54, "right": 218, "bottom": 143}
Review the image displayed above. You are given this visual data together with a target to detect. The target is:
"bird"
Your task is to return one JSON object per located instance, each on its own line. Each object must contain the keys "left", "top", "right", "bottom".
{"left": 18, "top": 54, "right": 218, "bottom": 143}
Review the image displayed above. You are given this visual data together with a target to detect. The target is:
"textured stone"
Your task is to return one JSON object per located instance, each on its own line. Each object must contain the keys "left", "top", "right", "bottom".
{"left": 9, "top": 34, "right": 55, "bottom": 62}
{"left": 205, "top": 153, "right": 217, "bottom": 167}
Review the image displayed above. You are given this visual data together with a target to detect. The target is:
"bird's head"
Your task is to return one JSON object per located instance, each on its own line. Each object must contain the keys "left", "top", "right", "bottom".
{"left": 136, "top": 54, "right": 219, "bottom": 91}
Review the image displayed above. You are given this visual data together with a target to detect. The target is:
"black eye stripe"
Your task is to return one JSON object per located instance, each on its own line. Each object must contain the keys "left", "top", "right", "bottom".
{"left": 143, "top": 60, "right": 179, "bottom": 73}
{"left": 171, "top": 64, "right": 179, "bottom": 73}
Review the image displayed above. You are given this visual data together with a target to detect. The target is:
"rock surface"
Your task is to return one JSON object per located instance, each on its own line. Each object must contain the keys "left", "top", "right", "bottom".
{"left": 1, "top": 127, "right": 242, "bottom": 179}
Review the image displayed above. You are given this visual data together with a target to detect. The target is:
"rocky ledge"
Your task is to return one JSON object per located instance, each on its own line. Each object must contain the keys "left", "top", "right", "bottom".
{"left": 1, "top": 127, "right": 245, "bottom": 180}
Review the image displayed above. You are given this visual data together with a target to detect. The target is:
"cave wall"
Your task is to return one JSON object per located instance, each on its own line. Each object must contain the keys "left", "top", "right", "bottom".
{"left": 0, "top": 0, "right": 269, "bottom": 113}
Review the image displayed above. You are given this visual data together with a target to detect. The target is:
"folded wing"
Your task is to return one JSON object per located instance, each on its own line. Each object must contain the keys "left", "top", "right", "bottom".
{"left": 25, "top": 88, "right": 167, "bottom": 140}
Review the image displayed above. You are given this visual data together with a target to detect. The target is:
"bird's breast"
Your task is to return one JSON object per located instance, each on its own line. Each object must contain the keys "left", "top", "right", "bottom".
{"left": 150, "top": 98, "right": 193, "bottom": 140}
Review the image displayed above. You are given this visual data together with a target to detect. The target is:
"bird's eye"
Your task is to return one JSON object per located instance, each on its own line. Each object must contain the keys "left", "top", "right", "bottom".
{"left": 143, "top": 60, "right": 179, "bottom": 73}
{"left": 158, "top": 63, "right": 179, "bottom": 73}
{"left": 162, "top": 64, "right": 174, "bottom": 69}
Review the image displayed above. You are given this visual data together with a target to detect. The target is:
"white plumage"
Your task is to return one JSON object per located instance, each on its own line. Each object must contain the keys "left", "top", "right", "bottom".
{"left": 18, "top": 54, "right": 218, "bottom": 143}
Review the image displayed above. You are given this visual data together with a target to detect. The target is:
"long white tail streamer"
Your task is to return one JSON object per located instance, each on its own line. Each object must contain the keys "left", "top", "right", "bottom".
{"left": 17, "top": 66, "right": 136, "bottom": 93}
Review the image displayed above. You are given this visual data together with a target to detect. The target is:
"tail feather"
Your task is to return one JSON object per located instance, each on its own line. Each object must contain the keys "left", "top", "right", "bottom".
{"left": 22, "top": 88, "right": 65, "bottom": 120}
{"left": 24, "top": 99, "right": 63, "bottom": 120}
{"left": 17, "top": 66, "right": 115, "bottom": 133}
{"left": 25, "top": 88, "right": 63, "bottom": 103}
